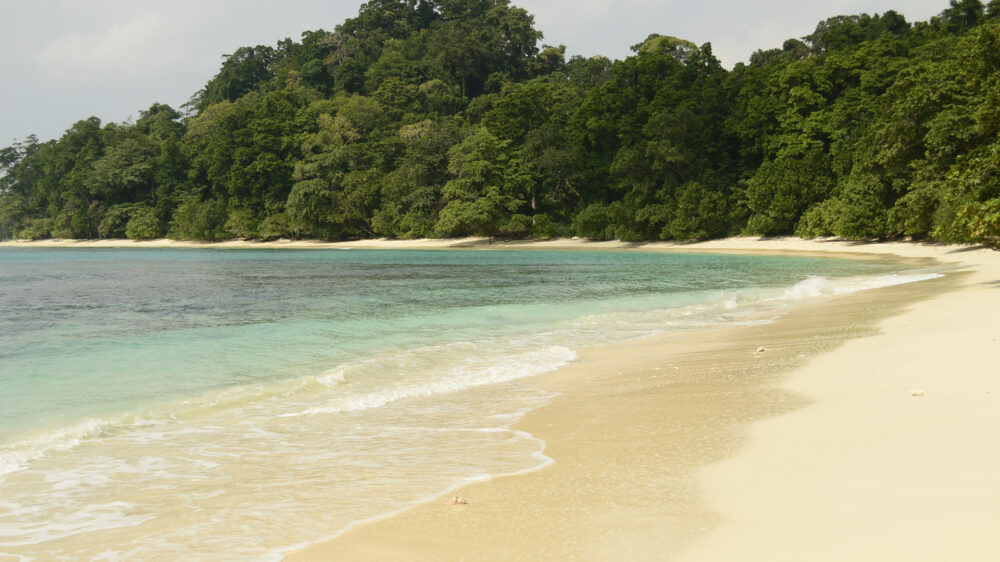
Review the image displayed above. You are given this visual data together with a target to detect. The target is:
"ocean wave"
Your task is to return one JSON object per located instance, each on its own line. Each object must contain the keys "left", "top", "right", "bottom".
{"left": 0, "top": 500, "right": 155, "bottom": 547}
{"left": 0, "top": 382, "right": 556, "bottom": 557}
{"left": 780, "top": 272, "right": 944, "bottom": 300}
{"left": 566, "top": 269, "right": 945, "bottom": 340}
{"left": 0, "top": 414, "right": 150, "bottom": 479}
{"left": 0, "top": 342, "right": 570, "bottom": 480}
{"left": 288, "top": 345, "right": 577, "bottom": 417}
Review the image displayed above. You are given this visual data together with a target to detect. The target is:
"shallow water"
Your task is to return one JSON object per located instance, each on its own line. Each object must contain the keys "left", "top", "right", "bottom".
{"left": 0, "top": 248, "right": 940, "bottom": 560}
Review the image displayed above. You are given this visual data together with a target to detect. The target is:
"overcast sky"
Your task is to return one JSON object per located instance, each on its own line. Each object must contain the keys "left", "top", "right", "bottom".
{"left": 0, "top": 0, "right": 948, "bottom": 145}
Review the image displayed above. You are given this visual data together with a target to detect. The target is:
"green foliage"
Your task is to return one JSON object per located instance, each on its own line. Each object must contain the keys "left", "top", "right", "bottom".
{"left": 196, "top": 46, "right": 278, "bottom": 111}
{"left": 948, "top": 198, "right": 1000, "bottom": 248}
{"left": 169, "top": 197, "right": 229, "bottom": 241}
{"left": 528, "top": 213, "right": 564, "bottom": 239}
{"left": 224, "top": 208, "right": 259, "bottom": 239}
{"left": 17, "top": 218, "right": 55, "bottom": 240}
{"left": 257, "top": 212, "right": 296, "bottom": 240}
{"left": 433, "top": 127, "right": 523, "bottom": 237}
{"left": 797, "top": 174, "right": 891, "bottom": 239}
{"left": 833, "top": 173, "right": 891, "bottom": 239}
{"left": 98, "top": 204, "right": 135, "bottom": 238}
{"left": 571, "top": 203, "right": 613, "bottom": 240}
{"left": 2, "top": 0, "right": 999, "bottom": 248}
{"left": 630, "top": 34, "right": 700, "bottom": 61}
{"left": 745, "top": 149, "right": 834, "bottom": 235}
{"left": 125, "top": 205, "right": 161, "bottom": 240}
{"left": 662, "top": 182, "right": 731, "bottom": 240}
{"left": 796, "top": 200, "right": 839, "bottom": 238}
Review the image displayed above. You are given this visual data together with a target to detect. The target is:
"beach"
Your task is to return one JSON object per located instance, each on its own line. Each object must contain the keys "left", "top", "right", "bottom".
{"left": 287, "top": 238, "right": 998, "bottom": 561}
{"left": 3, "top": 237, "right": 997, "bottom": 560}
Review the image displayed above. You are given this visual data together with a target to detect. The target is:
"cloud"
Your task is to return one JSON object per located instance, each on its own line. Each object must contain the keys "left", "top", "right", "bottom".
{"left": 31, "top": 1, "right": 225, "bottom": 84}
{"left": 37, "top": 14, "right": 166, "bottom": 80}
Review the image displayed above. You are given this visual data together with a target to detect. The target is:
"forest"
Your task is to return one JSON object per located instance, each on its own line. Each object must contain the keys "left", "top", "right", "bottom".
{"left": 1, "top": 0, "right": 998, "bottom": 247}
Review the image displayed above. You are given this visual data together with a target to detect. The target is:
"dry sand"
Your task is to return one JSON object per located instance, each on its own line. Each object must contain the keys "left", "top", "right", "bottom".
{"left": 6, "top": 237, "right": 998, "bottom": 560}
{"left": 676, "top": 242, "right": 1000, "bottom": 562}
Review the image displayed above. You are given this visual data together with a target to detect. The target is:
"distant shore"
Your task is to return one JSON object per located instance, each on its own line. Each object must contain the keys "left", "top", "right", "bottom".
{"left": 10, "top": 237, "right": 999, "bottom": 560}
{"left": 0, "top": 234, "right": 971, "bottom": 259}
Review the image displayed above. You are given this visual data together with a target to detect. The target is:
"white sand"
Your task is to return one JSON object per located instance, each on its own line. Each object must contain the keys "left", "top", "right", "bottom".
{"left": 677, "top": 241, "right": 1000, "bottom": 561}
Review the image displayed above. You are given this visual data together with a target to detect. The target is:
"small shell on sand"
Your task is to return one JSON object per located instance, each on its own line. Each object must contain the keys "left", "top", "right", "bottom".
{"left": 756, "top": 346, "right": 766, "bottom": 353}
{"left": 911, "top": 389, "right": 925, "bottom": 397}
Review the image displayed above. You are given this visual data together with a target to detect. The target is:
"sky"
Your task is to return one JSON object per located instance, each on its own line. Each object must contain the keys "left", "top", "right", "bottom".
{"left": 0, "top": 0, "right": 948, "bottom": 145}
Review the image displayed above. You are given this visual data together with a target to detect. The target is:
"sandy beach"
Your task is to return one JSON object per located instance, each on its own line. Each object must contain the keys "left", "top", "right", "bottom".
{"left": 5, "top": 237, "right": 998, "bottom": 560}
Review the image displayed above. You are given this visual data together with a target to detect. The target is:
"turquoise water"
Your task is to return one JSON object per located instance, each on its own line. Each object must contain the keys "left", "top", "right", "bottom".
{"left": 0, "top": 248, "right": 939, "bottom": 559}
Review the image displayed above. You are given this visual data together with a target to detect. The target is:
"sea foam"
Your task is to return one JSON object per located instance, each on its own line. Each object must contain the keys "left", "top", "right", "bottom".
{"left": 292, "top": 344, "right": 577, "bottom": 417}
{"left": 0, "top": 414, "right": 149, "bottom": 479}
{"left": 781, "top": 272, "right": 943, "bottom": 300}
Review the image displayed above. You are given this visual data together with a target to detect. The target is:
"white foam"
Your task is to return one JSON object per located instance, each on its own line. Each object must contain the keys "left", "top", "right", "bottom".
{"left": 289, "top": 345, "right": 577, "bottom": 417}
{"left": 781, "top": 273, "right": 943, "bottom": 300}
{"left": 316, "top": 366, "right": 349, "bottom": 387}
{"left": 0, "top": 414, "right": 148, "bottom": 479}
{"left": 0, "top": 501, "right": 154, "bottom": 546}
{"left": 562, "top": 270, "right": 945, "bottom": 346}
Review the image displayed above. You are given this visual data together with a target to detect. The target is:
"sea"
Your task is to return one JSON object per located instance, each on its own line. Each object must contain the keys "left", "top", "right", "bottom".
{"left": 0, "top": 247, "right": 942, "bottom": 560}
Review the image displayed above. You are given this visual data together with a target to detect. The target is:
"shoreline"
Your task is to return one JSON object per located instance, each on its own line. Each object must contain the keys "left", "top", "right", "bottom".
{"left": 271, "top": 238, "right": 997, "bottom": 561}
{"left": 10, "top": 236, "right": 995, "bottom": 559}
{"left": 284, "top": 284, "right": 949, "bottom": 560}
{"left": 0, "top": 235, "right": 956, "bottom": 266}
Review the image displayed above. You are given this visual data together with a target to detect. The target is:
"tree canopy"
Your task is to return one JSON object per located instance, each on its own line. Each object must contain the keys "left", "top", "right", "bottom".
{"left": 3, "top": 0, "right": 999, "bottom": 248}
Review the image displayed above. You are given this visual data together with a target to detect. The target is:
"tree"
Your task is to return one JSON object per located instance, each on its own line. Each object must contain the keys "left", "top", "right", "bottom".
{"left": 745, "top": 149, "right": 834, "bottom": 235}
{"left": 941, "top": 0, "right": 984, "bottom": 32}
{"left": 435, "top": 127, "right": 522, "bottom": 236}
{"left": 125, "top": 205, "right": 161, "bottom": 240}
{"left": 196, "top": 46, "right": 278, "bottom": 110}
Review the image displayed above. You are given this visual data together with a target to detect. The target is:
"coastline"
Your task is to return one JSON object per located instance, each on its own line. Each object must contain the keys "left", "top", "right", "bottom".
{"left": 267, "top": 238, "right": 995, "bottom": 561}
{"left": 278, "top": 238, "right": 992, "bottom": 561}
{"left": 8, "top": 237, "right": 997, "bottom": 560}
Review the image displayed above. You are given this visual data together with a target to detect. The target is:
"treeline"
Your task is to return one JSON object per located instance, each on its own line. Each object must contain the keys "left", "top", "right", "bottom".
{"left": 1, "top": 0, "right": 999, "bottom": 246}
